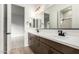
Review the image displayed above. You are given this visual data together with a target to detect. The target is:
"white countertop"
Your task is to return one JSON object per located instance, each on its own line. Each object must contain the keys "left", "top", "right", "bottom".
{"left": 28, "top": 31, "right": 79, "bottom": 50}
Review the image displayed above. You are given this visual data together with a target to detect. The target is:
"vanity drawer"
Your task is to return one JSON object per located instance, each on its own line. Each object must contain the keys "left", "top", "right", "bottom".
{"left": 39, "top": 37, "right": 79, "bottom": 54}
{"left": 48, "top": 48, "right": 61, "bottom": 54}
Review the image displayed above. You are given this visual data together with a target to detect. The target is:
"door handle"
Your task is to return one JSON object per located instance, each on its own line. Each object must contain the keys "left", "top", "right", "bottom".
{"left": 6, "top": 33, "right": 11, "bottom": 35}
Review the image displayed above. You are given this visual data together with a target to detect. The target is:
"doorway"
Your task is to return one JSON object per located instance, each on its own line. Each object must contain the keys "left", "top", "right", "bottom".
{"left": 4, "top": 4, "right": 25, "bottom": 54}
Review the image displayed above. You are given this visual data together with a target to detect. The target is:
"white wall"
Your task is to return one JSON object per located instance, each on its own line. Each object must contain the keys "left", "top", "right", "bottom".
{"left": 24, "top": 5, "right": 32, "bottom": 46}
{"left": 72, "top": 5, "right": 79, "bottom": 28}
{"left": 0, "top": 5, "right": 4, "bottom": 53}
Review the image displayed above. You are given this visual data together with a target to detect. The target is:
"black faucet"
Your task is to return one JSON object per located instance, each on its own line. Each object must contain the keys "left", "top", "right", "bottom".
{"left": 36, "top": 29, "right": 39, "bottom": 33}
{"left": 58, "top": 30, "right": 65, "bottom": 36}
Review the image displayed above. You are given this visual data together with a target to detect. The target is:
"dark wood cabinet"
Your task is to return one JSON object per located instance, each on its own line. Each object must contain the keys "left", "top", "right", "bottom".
{"left": 48, "top": 48, "right": 61, "bottom": 54}
{"left": 28, "top": 33, "right": 79, "bottom": 54}
{"left": 28, "top": 33, "right": 40, "bottom": 53}
{"left": 37, "top": 41, "right": 49, "bottom": 54}
{"left": 39, "top": 36, "right": 79, "bottom": 54}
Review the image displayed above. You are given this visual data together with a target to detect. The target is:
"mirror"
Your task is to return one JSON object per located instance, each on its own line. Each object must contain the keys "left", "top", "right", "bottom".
{"left": 44, "top": 4, "right": 73, "bottom": 29}
{"left": 29, "top": 4, "right": 79, "bottom": 29}
{"left": 42, "top": 4, "right": 79, "bottom": 29}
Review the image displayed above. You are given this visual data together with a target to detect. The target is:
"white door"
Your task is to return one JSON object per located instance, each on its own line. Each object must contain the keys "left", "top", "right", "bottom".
{"left": 7, "top": 4, "right": 25, "bottom": 53}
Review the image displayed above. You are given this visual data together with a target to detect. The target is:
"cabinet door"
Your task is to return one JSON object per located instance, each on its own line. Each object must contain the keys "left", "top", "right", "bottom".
{"left": 28, "top": 33, "right": 34, "bottom": 46}
{"left": 32, "top": 37, "right": 40, "bottom": 53}
{"left": 28, "top": 33, "right": 40, "bottom": 53}
{"left": 28, "top": 33, "right": 36, "bottom": 50}
{"left": 37, "top": 41, "right": 49, "bottom": 54}
{"left": 28, "top": 33, "right": 31, "bottom": 46}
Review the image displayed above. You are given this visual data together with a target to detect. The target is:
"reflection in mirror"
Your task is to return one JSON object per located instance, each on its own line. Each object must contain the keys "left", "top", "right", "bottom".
{"left": 36, "top": 19, "right": 38, "bottom": 28}
{"left": 44, "top": 5, "right": 58, "bottom": 29}
{"left": 31, "top": 4, "right": 79, "bottom": 29}
{"left": 33, "top": 18, "right": 35, "bottom": 28}
{"left": 44, "top": 4, "right": 73, "bottom": 29}
{"left": 44, "top": 13, "right": 50, "bottom": 28}
{"left": 58, "top": 6, "right": 72, "bottom": 28}
{"left": 32, "top": 18, "right": 41, "bottom": 29}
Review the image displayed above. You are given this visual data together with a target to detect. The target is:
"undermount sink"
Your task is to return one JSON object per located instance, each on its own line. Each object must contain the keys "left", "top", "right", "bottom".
{"left": 53, "top": 35, "right": 78, "bottom": 42}
{"left": 54, "top": 35, "right": 70, "bottom": 39}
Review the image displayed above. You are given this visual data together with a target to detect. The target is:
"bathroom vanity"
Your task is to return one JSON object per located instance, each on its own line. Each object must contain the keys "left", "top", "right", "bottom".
{"left": 28, "top": 32, "right": 79, "bottom": 54}
{"left": 27, "top": 4, "right": 79, "bottom": 54}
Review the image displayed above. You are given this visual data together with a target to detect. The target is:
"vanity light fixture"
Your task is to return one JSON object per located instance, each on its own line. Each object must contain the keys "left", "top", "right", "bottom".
{"left": 35, "top": 6, "right": 40, "bottom": 12}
